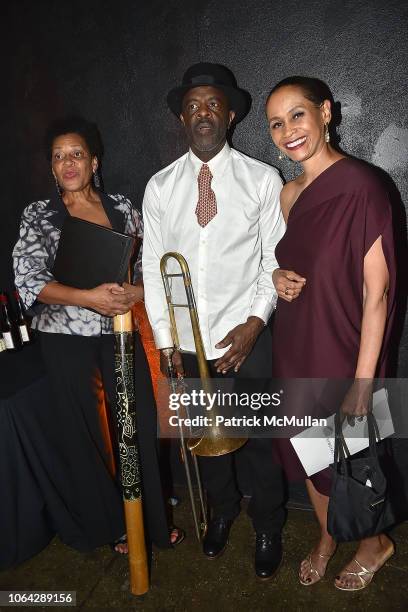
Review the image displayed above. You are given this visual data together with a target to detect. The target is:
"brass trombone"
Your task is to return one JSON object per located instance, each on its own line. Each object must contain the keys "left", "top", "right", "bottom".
{"left": 160, "top": 252, "right": 247, "bottom": 539}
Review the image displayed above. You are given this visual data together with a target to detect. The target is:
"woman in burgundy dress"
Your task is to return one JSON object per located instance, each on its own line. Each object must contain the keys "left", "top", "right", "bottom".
{"left": 266, "top": 77, "right": 396, "bottom": 590}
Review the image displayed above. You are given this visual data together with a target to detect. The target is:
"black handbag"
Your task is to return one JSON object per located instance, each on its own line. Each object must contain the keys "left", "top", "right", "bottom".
{"left": 327, "top": 410, "right": 395, "bottom": 542}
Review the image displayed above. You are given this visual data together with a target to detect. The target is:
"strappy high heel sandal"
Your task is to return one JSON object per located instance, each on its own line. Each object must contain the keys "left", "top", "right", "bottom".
{"left": 334, "top": 544, "right": 395, "bottom": 591}
{"left": 299, "top": 550, "right": 335, "bottom": 586}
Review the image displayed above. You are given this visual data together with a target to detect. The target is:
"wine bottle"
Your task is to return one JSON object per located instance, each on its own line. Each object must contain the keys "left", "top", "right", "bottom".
{"left": 0, "top": 293, "right": 17, "bottom": 350}
{"left": 14, "top": 289, "right": 30, "bottom": 343}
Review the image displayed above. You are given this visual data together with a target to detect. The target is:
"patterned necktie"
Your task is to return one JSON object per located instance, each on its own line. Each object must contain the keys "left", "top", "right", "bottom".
{"left": 195, "top": 163, "right": 217, "bottom": 227}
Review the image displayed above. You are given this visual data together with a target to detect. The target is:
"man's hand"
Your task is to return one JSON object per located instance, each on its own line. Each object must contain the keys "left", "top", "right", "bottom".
{"left": 272, "top": 268, "right": 306, "bottom": 302}
{"left": 160, "top": 349, "right": 185, "bottom": 377}
{"left": 83, "top": 283, "right": 131, "bottom": 316}
{"left": 214, "top": 316, "right": 264, "bottom": 374}
{"left": 340, "top": 379, "right": 373, "bottom": 425}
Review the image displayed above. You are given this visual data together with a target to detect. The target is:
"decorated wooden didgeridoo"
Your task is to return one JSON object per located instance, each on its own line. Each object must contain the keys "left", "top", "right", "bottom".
{"left": 113, "top": 310, "right": 149, "bottom": 595}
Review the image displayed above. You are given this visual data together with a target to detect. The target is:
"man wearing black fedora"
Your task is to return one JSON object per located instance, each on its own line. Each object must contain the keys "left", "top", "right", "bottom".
{"left": 142, "top": 63, "right": 286, "bottom": 579}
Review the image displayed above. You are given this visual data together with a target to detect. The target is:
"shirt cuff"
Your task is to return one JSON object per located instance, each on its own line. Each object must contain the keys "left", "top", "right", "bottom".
{"left": 153, "top": 327, "right": 174, "bottom": 349}
{"left": 249, "top": 296, "right": 275, "bottom": 324}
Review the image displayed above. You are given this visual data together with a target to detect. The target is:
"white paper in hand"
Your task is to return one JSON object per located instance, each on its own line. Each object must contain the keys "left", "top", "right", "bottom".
{"left": 290, "top": 388, "right": 394, "bottom": 476}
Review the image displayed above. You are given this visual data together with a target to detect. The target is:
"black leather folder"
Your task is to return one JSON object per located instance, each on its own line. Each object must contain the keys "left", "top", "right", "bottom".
{"left": 53, "top": 216, "right": 136, "bottom": 289}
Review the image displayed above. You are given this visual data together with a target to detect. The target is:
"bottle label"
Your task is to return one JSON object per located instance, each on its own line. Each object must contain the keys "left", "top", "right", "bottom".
{"left": 0, "top": 337, "right": 6, "bottom": 352}
{"left": 3, "top": 331, "right": 15, "bottom": 350}
{"left": 19, "top": 325, "right": 30, "bottom": 343}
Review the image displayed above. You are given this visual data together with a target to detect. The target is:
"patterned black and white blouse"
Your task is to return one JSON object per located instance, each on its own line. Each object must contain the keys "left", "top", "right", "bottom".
{"left": 13, "top": 192, "right": 143, "bottom": 336}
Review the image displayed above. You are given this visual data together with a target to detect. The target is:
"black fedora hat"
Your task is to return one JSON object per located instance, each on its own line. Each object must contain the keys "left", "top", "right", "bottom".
{"left": 167, "top": 62, "right": 251, "bottom": 123}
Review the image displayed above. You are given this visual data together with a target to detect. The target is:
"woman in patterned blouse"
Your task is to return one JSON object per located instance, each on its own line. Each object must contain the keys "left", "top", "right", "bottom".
{"left": 13, "top": 117, "right": 182, "bottom": 555}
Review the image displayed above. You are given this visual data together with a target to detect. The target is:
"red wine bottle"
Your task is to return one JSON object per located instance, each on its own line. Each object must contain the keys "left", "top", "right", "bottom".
{"left": 0, "top": 293, "right": 17, "bottom": 350}
{"left": 14, "top": 290, "right": 30, "bottom": 343}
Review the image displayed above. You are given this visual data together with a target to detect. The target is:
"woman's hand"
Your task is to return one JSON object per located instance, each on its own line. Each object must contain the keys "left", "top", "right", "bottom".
{"left": 38, "top": 281, "right": 143, "bottom": 316}
{"left": 340, "top": 379, "right": 373, "bottom": 423}
{"left": 272, "top": 268, "right": 306, "bottom": 302}
{"left": 83, "top": 283, "right": 132, "bottom": 316}
{"left": 110, "top": 282, "right": 144, "bottom": 309}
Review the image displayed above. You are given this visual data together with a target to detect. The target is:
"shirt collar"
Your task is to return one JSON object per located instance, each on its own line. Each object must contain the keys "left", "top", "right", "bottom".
{"left": 188, "top": 141, "right": 231, "bottom": 178}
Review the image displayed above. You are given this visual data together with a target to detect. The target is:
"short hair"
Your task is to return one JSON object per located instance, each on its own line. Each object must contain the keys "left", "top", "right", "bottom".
{"left": 44, "top": 116, "right": 103, "bottom": 161}
{"left": 267, "top": 76, "right": 334, "bottom": 107}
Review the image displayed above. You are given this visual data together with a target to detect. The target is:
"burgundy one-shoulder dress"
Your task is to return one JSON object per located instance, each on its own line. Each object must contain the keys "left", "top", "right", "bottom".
{"left": 272, "top": 158, "right": 396, "bottom": 495}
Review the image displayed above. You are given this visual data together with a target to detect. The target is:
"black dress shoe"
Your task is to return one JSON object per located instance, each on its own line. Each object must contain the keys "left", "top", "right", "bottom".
{"left": 203, "top": 517, "right": 233, "bottom": 559}
{"left": 255, "top": 533, "right": 283, "bottom": 580}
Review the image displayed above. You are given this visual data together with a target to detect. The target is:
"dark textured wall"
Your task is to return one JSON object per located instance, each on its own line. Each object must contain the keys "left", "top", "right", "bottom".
{"left": 3, "top": 0, "right": 408, "bottom": 370}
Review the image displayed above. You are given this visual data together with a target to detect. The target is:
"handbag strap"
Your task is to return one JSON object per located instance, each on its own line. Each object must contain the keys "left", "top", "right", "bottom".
{"left": 333, "top": 410, "right": 350, "bottom": 473}
{"left": 367, "top": 408, "right": 381, "bottom": 458}
{"left": 334, "top": 395, "right": 381, "bottom": 469}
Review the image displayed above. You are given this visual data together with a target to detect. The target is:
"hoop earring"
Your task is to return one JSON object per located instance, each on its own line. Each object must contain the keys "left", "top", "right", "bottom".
{"left": 53, "top": 174, "right": 62, "bottom": 196}
{"left": 93, "top": 169, "right": 100, "bottom": 188}
{"left": 324, "top": 123, "right": 330, "bottom": 143}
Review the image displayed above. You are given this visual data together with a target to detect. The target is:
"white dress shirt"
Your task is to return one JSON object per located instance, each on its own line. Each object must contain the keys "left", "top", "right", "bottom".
{"left": 142, "top": 142, "right": 285, "bottom": 359}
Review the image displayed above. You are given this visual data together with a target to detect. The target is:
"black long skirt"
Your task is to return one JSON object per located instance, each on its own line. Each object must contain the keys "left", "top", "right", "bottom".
{"left": 36, "top": 330, "right": 171, "bottom": 551}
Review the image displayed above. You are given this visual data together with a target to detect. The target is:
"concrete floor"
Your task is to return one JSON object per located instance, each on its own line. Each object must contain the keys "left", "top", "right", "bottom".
{"left": 1, "top": 492, "right": 407, "bottom": 611}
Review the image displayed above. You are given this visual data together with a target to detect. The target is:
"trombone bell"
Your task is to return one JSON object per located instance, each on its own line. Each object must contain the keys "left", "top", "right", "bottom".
{"left": 160, "top": 252, "right": 248, "bottom": 459}
{"left": 187, "top": 436, "right": 247, "bottom": 457}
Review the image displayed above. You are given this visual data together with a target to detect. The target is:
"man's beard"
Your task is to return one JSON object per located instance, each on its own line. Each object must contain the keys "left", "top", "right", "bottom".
{"left": 192, "top": 132, "right": 225, "bottom": 152}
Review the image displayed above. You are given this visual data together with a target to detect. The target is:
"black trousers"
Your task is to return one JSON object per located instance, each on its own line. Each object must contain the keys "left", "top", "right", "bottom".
{"left": 181, "top": 326, "right": 286, "bottom": 536}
